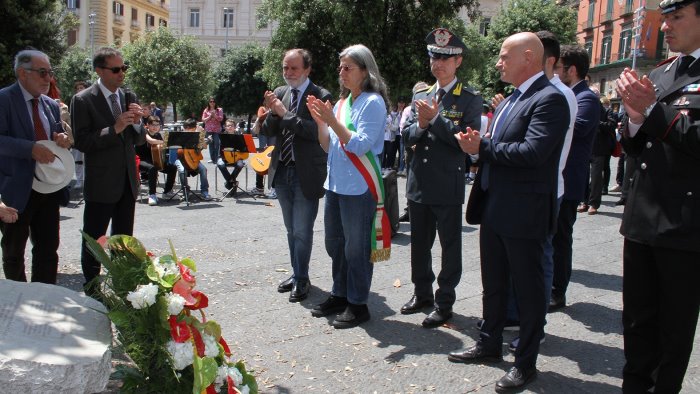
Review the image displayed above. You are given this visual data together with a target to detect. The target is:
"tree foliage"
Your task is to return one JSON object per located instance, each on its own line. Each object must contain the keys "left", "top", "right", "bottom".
{"left": 257, "top": 0, "right": 480, "bottom": 102}
{"left": 0, "top": 0, "right": 78, "bottom": 87}
{"left": 121, "top": 27, "right": 213, "bottom": 121}
{"left": 55, "top": 46, "right": 95, "bottom": 103}
{"left": 477, "top": 0, "right": 578, "bottom": 97}
{"left": 213, "top": 43, "right": 268, "bottom": 124}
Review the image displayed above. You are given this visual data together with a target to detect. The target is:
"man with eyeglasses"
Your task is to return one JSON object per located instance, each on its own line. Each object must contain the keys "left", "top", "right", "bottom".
{"left": 71, "top": 47, "right": 146, "bottom": 297}
{"left": 0, "top": 49, "right": 72, "bottom": 284}
{"left": 400, "top": 28, "right": 482, "bottom": 328}
{"left": 261, "top": 48, "right": 331, "bottom": 303}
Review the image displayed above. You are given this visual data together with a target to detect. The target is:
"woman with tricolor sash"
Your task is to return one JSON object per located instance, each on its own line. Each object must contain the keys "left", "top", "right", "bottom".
{"left": 306, "top": 44, "right": 390, "bottom": 329}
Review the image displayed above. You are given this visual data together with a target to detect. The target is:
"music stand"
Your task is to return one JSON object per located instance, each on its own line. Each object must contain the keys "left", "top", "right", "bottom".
{"left": 219, "top": 134, "right": 257, "bottom": 200}
{"left": 167, "top": 132, "right": 202, "bottom": 206}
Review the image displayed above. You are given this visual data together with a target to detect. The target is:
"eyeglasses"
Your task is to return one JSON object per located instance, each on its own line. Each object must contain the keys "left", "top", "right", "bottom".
{"left": 428, "top": 52, "right": 457, "bottom": 60}
{"left": 98, "top": 65, "right": 129, "bottom": 74}
{"left": 337, "top": 65, "right": 359, "bottom": 73}
{"left": 23, "top": 68, "right": 55, "bottom": 78}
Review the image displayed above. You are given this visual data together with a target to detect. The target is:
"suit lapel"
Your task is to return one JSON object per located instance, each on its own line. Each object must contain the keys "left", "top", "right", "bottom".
{"left": 495, "top": 75, "right": 548, "bottom": 142}
{"left": 11, "top": 84, "right": 34, "bottom": 140}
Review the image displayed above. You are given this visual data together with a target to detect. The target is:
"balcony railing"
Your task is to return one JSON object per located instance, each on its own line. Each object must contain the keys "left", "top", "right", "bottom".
{"left": 131, "top": 20, "right": 140, "bottom": 29}
{"left": 579, "top": 20, "right": 595, "bottom": 31}
{"left": 602, "top": 11, "right": 614, "bottom": 22}
{"left": 113, "top": 15, "right": 124, "bottom": 24}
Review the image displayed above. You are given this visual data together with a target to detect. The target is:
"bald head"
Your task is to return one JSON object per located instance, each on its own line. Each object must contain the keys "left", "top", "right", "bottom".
{"left": 496, "top": 32, "right": 545, "bottom": 87}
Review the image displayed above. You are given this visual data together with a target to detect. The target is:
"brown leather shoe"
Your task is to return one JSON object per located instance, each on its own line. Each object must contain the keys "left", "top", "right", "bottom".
{"left": 588, "top": 206, "right": 598, "bottom": 215}
{"left": 576, "top": 203, "right": 589, "bottom": 213}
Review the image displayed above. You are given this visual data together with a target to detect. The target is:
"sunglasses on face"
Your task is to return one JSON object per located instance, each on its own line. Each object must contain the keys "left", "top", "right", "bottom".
{"left": 428, "top": 52, "right": 457, "bottom": 60}
{"left": 337, "top": 64, "right": 359, "bottom": 73}
{"left": 99, "top": 65, "right": 129, "bottom": 73}
{"left": 24, "top": 68, "right": 55, "bottom": 78}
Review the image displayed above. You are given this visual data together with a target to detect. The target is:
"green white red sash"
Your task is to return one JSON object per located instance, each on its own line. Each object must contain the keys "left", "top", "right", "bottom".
{"left": 336, "top": 94, "right": 391, "bottom": 262}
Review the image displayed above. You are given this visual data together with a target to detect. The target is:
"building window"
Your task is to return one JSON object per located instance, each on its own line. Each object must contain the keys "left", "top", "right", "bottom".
{"left": 68, "top": 29, "right": 78, "bottom": 45}
{"left": 223, "top": 8, "right": 234, "bottom": 28}
{"left": 619, "top": 27, "right": 633, "bottom": 59}
{"left": 584, "top": 39, "right": 593, "bottom": 61}
{"left": 220, "top": 48, "right": 227, "bottom": 57}
{"left": 601, "top": 34, "right": 612, "bottom": 64}
{"left": 479, "top": 17, "right": 491, "bottom": 36}
{"left": 588, "top": 1, "right": 596, "bottom": 27}
{"left": 146, "top": 13, "right": 155, "bottom": 27}
{"left": 131, "top": 8, "right": 138, "bottom": 21}
{"left": 189, "top": 8, "right": 200, "bottom": 27}
{"left": 159, "top": 18, "right": 167, "bottom": 27}
{"left": 604, "top": 0, "right": 614, "bottom": 20}
{"left": 113, "top": 1, "right": 124, "bottom": 16}
{"left": 66, "top": 0, "right": 80, "bottom": 9}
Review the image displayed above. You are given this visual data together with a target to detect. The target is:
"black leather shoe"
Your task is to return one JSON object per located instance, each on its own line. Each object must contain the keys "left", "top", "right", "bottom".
{"left": 400, "top": 295, "right": 434, "bottom": 314}
{"left": 615, "top": 198, "right": 626, "bottom": 206}
{"left": 289, "top": 279, "right": 310, "bottom": 302}
{"left": 548, "top": 293, "right": 566, "bottom": 312}
{"left": 332, "top": 304, "right": 370, "bottom": 329}
{"left": 398, "top": 211, "right": 410, "bottom": 222}
{"left": 311, "top": 295, "right": 348, "bottom": 317}
{"left": 448, "top": 343, "right": 503, "bottom": 363}
{"left": 422, "top": 308, "right": 453, "bottom": 328}
{"left": 495, "top": 366, "right": 537, "bottom": 392}
{"left": 277, "top": 276, "right": 294, "bottom": 293}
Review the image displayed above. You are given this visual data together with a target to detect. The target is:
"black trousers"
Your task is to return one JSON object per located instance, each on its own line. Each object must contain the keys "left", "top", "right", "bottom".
{"left": 139, "top": 160, "right": 176, "bottom": 194}
{"left": 622, "top": 239, "right": 700, "bottom": 393}
{"left": 479, "top": 223, "right": 546, "bottom": 370}
{"left": 408, "top": 200, "right": 462, "bottom": 309}
{"left": 1, "top": 190, "right": 60, "bottom": 284}
{"left": 81, "top": 177, "right": 136, "bottom": 285}
{"left": 588, "top": 155, "right": 608, "bottom": 208}
{"left": 551, "top": 199, "right": 579, "bottom": 298}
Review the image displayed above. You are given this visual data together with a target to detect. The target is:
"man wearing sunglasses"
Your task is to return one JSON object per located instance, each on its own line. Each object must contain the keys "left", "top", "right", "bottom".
{"left": 71, "top": 47, "right": 146, "bottom": 298}
{"left": 0, "top": 49, "right": 72, "bottom": 284}
{"left": 400, "top": 28, "right": 482, "bottom": 328}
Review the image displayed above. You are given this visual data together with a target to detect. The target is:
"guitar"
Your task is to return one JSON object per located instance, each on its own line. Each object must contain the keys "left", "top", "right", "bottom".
{"left": 250, "top": 145, "right": 275, "bottom": 175}
{"left": 177, "top": 148, "right": 203, "bottom": 172}
{"left": 151, "top": 143, "right": 166, "bottom": 170}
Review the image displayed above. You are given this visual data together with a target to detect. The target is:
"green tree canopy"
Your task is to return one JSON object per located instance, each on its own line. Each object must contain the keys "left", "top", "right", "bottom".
{"left": 213, "top": 43, "right": 268, "bottom": 125}
{"left": 121, "top": 26, "right": 213, "bottom": 121}
{"left": 257, "top": 0, "right": 480, "bottom": 103}
{"left": 0, "top": 0, "right": 77, "bottom": 87}
{"left": 477, "top": 0, "right": 578, "bottom": 98}
{"left": 55, "top": 46, "right": 95, "bottom": 103}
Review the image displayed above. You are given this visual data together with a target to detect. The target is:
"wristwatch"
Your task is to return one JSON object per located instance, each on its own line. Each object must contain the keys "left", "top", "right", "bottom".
{"left": 643, "top": 103, "right": 656, "bottom": 119}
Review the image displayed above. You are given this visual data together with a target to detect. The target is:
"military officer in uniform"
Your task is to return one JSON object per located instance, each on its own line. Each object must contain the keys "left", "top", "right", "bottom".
{"left": 400, "top": 28, "right": 482, "bottom": 328}
{"left": 615, "top": 0, "right": 700, "bottom": 392}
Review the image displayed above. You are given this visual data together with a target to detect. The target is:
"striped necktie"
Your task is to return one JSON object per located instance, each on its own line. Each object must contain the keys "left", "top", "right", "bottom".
{"left": 109, "top": 93, "right": 122, "bottom": 120}
{"left": 279, "top": 88, "right": 299, "bottom": 165}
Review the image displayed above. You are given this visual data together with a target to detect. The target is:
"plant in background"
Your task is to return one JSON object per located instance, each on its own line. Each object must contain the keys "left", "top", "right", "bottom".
{"left": 82, "top": 232, "right": 257, "bottom": 394}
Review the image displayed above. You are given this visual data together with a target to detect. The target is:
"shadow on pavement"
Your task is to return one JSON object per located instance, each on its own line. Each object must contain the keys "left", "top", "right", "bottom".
{"left": 572, "top": 268, "right": 622, "bottom": 292}
{"left": 558, "top": 301, "right": 622, "bottom": 335}
{"left": 539, "top": 332, "right": 623, "bottom": 379}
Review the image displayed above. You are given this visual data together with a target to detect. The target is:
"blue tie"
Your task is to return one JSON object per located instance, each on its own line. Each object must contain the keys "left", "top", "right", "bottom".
{"left": 481, "top": 89, "right": 521, "bottom": 190}
{"left": 491, "top": 89, "right": 521, "bottom": 141}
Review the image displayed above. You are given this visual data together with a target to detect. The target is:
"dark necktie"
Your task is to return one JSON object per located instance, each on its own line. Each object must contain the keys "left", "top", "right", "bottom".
{"left": 109, "top": 93, "right": 122, "bottom": 120}
{"left": 491, "top": 89, "right": 521, "bottom": 141}
{"left": 279, "top": 88, "right": 299, "bottom": 165}
{"left": 31, "top": 98, "right": 47, "bottom": 141}
{"left": 436, "top": 88, "right": 446, "bottom": 104}
{"left": 481, "top": 89, "right": 522, "bottom": 191}
{"left": 676, "top": 56, "right": 695, "bottom": 78}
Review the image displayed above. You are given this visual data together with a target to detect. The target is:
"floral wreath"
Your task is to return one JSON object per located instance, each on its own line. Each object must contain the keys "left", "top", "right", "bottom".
{"left": 83, "top": 232, "right": 258, "bottom": 394}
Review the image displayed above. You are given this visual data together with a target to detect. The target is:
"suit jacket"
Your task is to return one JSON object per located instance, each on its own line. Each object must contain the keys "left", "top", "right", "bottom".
{"left": 0, "top": 83, "right": 64, "bottom": 212}
{"left": 403, "top": 80, "right": 482, "bottom": 205}
{"left": 467, "top": 74, "right": 569, "bottom": 239}
{"left": 70, "top": 84, "right": 146, "bottom": 203}
{"left": 620, "top": 56, "right": 700, "bottom": 252}
{"left": 562, "top": 81, "right": 600, "bottom": 202}
{"left": 261, "top": 81, "right": 331, "bottom": 200}
{"left": 592, "top": 105, "right": 617, "bottom": 157}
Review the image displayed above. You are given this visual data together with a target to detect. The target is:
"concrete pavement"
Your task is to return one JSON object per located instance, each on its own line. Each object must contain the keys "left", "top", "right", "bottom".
{"left": 2, "top": 156, "right": 698, "bottom": 393}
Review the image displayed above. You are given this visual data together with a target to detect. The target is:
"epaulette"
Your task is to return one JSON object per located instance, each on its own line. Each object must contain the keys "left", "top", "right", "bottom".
{"left": 657, "top": 56, "right": 678, "bottom": 67}
{"left": 417, "top": 84, "right": 432, "bottom": 94}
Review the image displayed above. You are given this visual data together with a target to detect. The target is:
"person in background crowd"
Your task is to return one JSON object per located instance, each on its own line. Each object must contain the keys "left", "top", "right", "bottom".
{"left": 615, "top": 0, "right": 700, "bottom": 391}
{"left": 202, "top": 97, "right": 223, "bottom": 163}
{"left": 136, "top": 116, "right": 177, "bottom": 206}
{"left": 174, "top": 118, "right": 212, "bottom": 201}
{"left": 216, "top": 118, "right": 246, "bottom": 193}
{"left": 401, "top": 28, "right": 482, "bottom": 329}
{"left": 307, "top": 44, "right": 389, "bottom": 328}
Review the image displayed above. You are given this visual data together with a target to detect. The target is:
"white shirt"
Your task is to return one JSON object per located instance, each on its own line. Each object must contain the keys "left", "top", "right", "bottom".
{"left": 554, "top": 75, "right": 577, "bottom": 198}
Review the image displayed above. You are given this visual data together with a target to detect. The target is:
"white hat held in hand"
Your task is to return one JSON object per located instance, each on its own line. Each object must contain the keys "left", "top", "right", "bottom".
{"left": 32, "top": 140, "right": 75, "bottom": 194}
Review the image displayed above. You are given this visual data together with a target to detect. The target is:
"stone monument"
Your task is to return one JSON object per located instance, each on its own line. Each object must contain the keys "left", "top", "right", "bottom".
{"left": 0, "top": 280, "right": 111, "bottom": 393}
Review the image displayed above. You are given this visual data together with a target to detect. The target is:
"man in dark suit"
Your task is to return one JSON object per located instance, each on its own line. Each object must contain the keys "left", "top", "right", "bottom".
{"left": 450, "top": 32, "right": 570, "bottom": 391}
{"left": 71, "top": 47, "right": 146, "bottom": 293}
{"left": 615, "top": 0, "right": 700, "bottom": 391}
{"left": 550, "top": 45, "right": 601, "bottom": 311}
{"left": 0, "top": 49, "right": 72, "bottom": 284}
{"left": 400, "top": 28, "right": 482, "bottom": 328}
{"left": 262, "top": 48, "right": 331, "bottom": 303}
